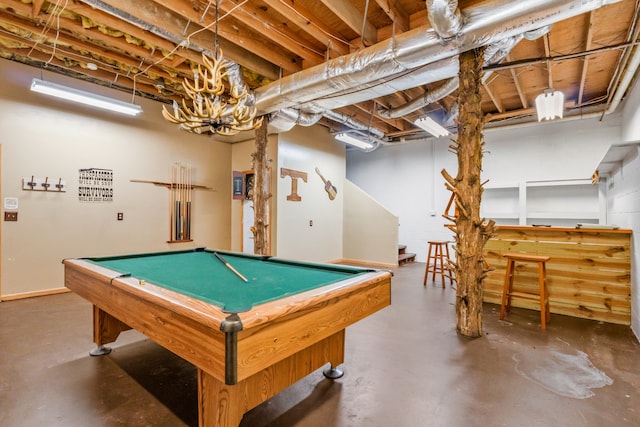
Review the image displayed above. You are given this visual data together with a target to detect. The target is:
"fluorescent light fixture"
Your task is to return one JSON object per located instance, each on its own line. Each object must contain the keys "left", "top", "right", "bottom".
{"left": 535, "top": 89, "right": 564, "bottom": 121}
{"left": 30, "top": 78, "right": 142, "bottom": 116}
{"left": 414, "top": 116, "right": 450, "bottom": 137}
{"left": 334, "top": 132, "right": 374, "bottom": 150}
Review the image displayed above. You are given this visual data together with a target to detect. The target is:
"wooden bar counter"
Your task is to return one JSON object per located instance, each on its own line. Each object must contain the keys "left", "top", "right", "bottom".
{"left": 483, "top": 225, "right": 632, "bottom": 325}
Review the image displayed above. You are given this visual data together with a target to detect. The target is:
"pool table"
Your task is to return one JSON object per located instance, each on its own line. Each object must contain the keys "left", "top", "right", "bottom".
{"left": 63, "top": 248, "right": 392, "bottom": 427}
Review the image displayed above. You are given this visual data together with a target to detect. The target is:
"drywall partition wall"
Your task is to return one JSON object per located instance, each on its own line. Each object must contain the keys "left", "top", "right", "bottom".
{"left": 347, "top": 139, "right": 458, "bottom": 263}
{"left": 230, "top": 134, "right": 279, "bottom": 254}
{"left": 276, "top": 125, "right": 345, "bottom": 263}
{"left": 0, "top": 59, "right": 231, "bottom": 298}
{"left": 622, "top": 71, "right": 640, "bottom": 143}
{"left": 343, "top": 180, "right": 398, "bottom": 267}
{"left": 606, "top": 145, "right": 640, "bottom": 338}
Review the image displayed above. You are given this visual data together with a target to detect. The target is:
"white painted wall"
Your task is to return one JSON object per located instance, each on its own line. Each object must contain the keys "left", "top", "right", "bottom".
{"left": 482, "top": 115, "right": 620, "bottom": 185}
{"left": 276, "top": 125, "right": 346, "bottom": 262}
{"left": 622, "top": 69, "right": 640, "bottom": 143}
{"left": 347, "top": 115, "right": 622, "bottom": 264}
{"left": 343, "top": 180, "right": 398, "bottom": 266}
{"left": 606, "top": 145, "right": 640, "bottom": 337}
{"left": 347, "top": 139, "right": 458, "bottom": 262}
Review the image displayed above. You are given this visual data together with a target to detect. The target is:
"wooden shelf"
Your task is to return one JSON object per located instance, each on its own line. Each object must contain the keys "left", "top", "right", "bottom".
{"left": 482, "top": 179, "right": 603, "bottom": 225}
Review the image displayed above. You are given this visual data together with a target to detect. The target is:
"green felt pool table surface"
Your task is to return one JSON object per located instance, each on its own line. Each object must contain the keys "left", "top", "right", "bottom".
{"left": 86, "top": 248, "right": 373, "bottom": 313}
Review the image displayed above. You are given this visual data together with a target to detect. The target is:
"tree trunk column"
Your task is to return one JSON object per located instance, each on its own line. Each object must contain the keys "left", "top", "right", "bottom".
{"left": 442, "top": 47, "right": 495, "bottom": 337}
{"left": 252, "top": 118, "right": 270, "bottom": 255}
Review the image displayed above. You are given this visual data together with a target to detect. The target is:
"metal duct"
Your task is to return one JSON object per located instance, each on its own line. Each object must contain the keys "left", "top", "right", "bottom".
{"left": 255, "top": 0, "right": 621, "bottom": 116}
{"left": 426, "top": 0, "right": 464, "bottom": 39}
{"left": 225, "top": 62, "right": 257, "bottom": 107}
{"left": 322, "top": 110, "right": 386, "bottom": 139}
{"left": 269, "top": 108, "right": 323, "bottom": 132}
{"left": 377, "top": 31, "right": 534, "bottom": 119}
{"left": 377, "top": 77, "right": 459, "bottom": 119}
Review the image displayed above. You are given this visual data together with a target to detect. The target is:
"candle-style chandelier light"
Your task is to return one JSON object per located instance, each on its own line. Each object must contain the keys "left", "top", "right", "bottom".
{"left": 161, "top": 0, "right": 262, "bottom": 136}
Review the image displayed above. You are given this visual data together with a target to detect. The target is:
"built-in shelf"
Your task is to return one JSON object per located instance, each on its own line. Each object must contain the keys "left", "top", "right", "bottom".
{"left": 482, "top": 179, "right": 604, "bottom": 226}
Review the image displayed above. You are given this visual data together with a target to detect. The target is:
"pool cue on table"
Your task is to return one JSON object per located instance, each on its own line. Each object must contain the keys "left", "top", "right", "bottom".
{"left": 213, "top": 252, "right": 248, "bottom": 282}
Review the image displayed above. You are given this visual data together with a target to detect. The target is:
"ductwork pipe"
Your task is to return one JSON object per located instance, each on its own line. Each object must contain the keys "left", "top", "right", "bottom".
{"left": 322, "top": 110, "right": 386, "bottom": 138}
{"left": 269, "top": 108, "right": 323, "bottom": 131}
{"left": 377, "top": 32, "right": 534, "bottom": 119}
{"left": 255, "top": 0, "right": 621, "bottom": 115}
{"left": 426, "top": 0, "right": 463, "bottom": 40}
{"left": 378, "top": 77, "right": 459, "bottom": 119}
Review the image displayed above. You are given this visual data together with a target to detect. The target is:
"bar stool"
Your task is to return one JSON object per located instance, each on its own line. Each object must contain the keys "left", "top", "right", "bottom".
{"left": 499, "top": 253, "right": 551, "bottom": 330}
{"left": 423, "top": 241, "right": 455, "bottom": 288}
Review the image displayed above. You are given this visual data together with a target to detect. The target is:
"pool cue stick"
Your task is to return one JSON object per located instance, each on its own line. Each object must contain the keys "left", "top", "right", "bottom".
{"left": 174, "top": 163, "right": 180, "bottom": 240}
{"left": 184, "top": 164, "right": 189, "bottom": 238}
{"left": 170, "top": 164, "right": 175, "bottom": 240}
{"left": 186, "top": 165, "right": 192, "bottom": 239}
{"left": 179, "top": 164, "right": 183, "bottom": 239}
{"left": 213, "top": 252, "right": 248, "bottom": 282}
{"left": 180, "top": 164, "right": 185, "bottom": 239}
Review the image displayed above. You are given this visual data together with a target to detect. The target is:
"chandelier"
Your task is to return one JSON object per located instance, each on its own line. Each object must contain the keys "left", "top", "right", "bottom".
{"left": 162, "top": 50, "right": 262, "bottom": 136}
{"left": 162, "top": 0, "right": 262, "bottom": 136}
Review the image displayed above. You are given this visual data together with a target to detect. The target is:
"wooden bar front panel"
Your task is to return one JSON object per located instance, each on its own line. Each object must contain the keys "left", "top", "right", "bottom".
{"left": 483, "top": 226, "right": 631, "bottom": 324}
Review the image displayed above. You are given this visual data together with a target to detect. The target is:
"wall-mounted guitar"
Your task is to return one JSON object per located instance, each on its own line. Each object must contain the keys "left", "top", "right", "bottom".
{"left": 315, "top": 167, "right": 337, "bottom": 200}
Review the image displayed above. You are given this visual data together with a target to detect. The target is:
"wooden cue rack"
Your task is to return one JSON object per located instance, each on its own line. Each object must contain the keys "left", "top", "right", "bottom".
{"left": 131, "top": 163, "right": 211, "bottom": 243}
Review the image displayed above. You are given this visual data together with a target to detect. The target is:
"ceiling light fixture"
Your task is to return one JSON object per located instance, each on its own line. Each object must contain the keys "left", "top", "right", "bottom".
{"left": 414, "top": 116, "right": 450, "bottom": 138}
{"left": 535, "top": 89, "right": 564, "bottom": 121}
{"left": 30, "top": 78, "right": 142, "bottom": 116}
{"left": 161, "top": 0, "right": 262, "bottom": 136}
{"left": 334, "top": 132, "right": 375, "bottom": 150}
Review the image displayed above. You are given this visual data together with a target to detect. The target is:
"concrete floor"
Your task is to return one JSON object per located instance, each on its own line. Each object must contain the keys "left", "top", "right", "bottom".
{"left": 1, "top": 261, "right": 639, "bottom": 426}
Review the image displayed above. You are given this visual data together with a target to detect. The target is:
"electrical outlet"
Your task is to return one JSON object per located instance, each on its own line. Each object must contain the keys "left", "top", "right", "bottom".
{"left": 4, "top": 211, "right": 18, "bottom": 221}
{"left": 117, "top": 212, "right": 123, "bottom": 221}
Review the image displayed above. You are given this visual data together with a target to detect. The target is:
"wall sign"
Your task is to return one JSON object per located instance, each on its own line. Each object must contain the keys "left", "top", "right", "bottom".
{"left": 78, "top": 168, "right": 113, "bottom": 202}
{"left": 280, "top": 168, "right": 307, "bottom": 202}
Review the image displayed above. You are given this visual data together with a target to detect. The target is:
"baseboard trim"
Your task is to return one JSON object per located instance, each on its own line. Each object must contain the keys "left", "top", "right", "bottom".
{"left": 1, "top": 287, "right": 70, "bottom": 302}
{"left": 329, "top": 258, "right": 397, "bottom": 269}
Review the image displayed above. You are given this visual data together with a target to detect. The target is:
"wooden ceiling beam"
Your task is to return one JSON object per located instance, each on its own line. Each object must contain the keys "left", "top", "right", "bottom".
{"left": 505, "top": 54, "right": 529, "bottom": 108}
{"left": 335, "top": 105, "right": 395, "bottom": 135}
{"left": 352, "top": 101, "right": 407, "bottom": 132}
{"left": 0, "top": 8, "right": 190, "bottom": 85}
{"left": 482, "top": 80, "right": 503, "bottom": 113}
{"left": 320, "top": 0, "right": 377, "bottom": 46}
{"left": 261, "top": 0, "right": 350, "bottom": 57}
{"left": 31, "top": 0, "right": 45, "bottom": 16}
{"left": 77, "top": 0, "right": 288, "bottom": 78}
{"left": 215, "top": 0, "right": 327, "bottom": 66}
{"left": 0, "top": 22, "right": 186, "bottom": 95}
{"left": 543, "top": 33, "right": 553, "bottom": 88}
{"left": 578, "top": 11, "right": 595, "bottom": 105}
{"left": 2, "top": 43, "right": 161, "bottom": 97}
{"left": 374, "top": 0, "right": 410, "bottom": 32}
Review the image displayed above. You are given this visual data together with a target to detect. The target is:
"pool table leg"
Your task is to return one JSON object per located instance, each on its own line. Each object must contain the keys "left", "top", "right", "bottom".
{"left": 198, "top": 370, "right": 246, "bottom": 427}
{"left": 89, "top": 306, "right": 132, "bottom": 356}
{"left": 198, "top": 330, "right": 346, "bottom": 427}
